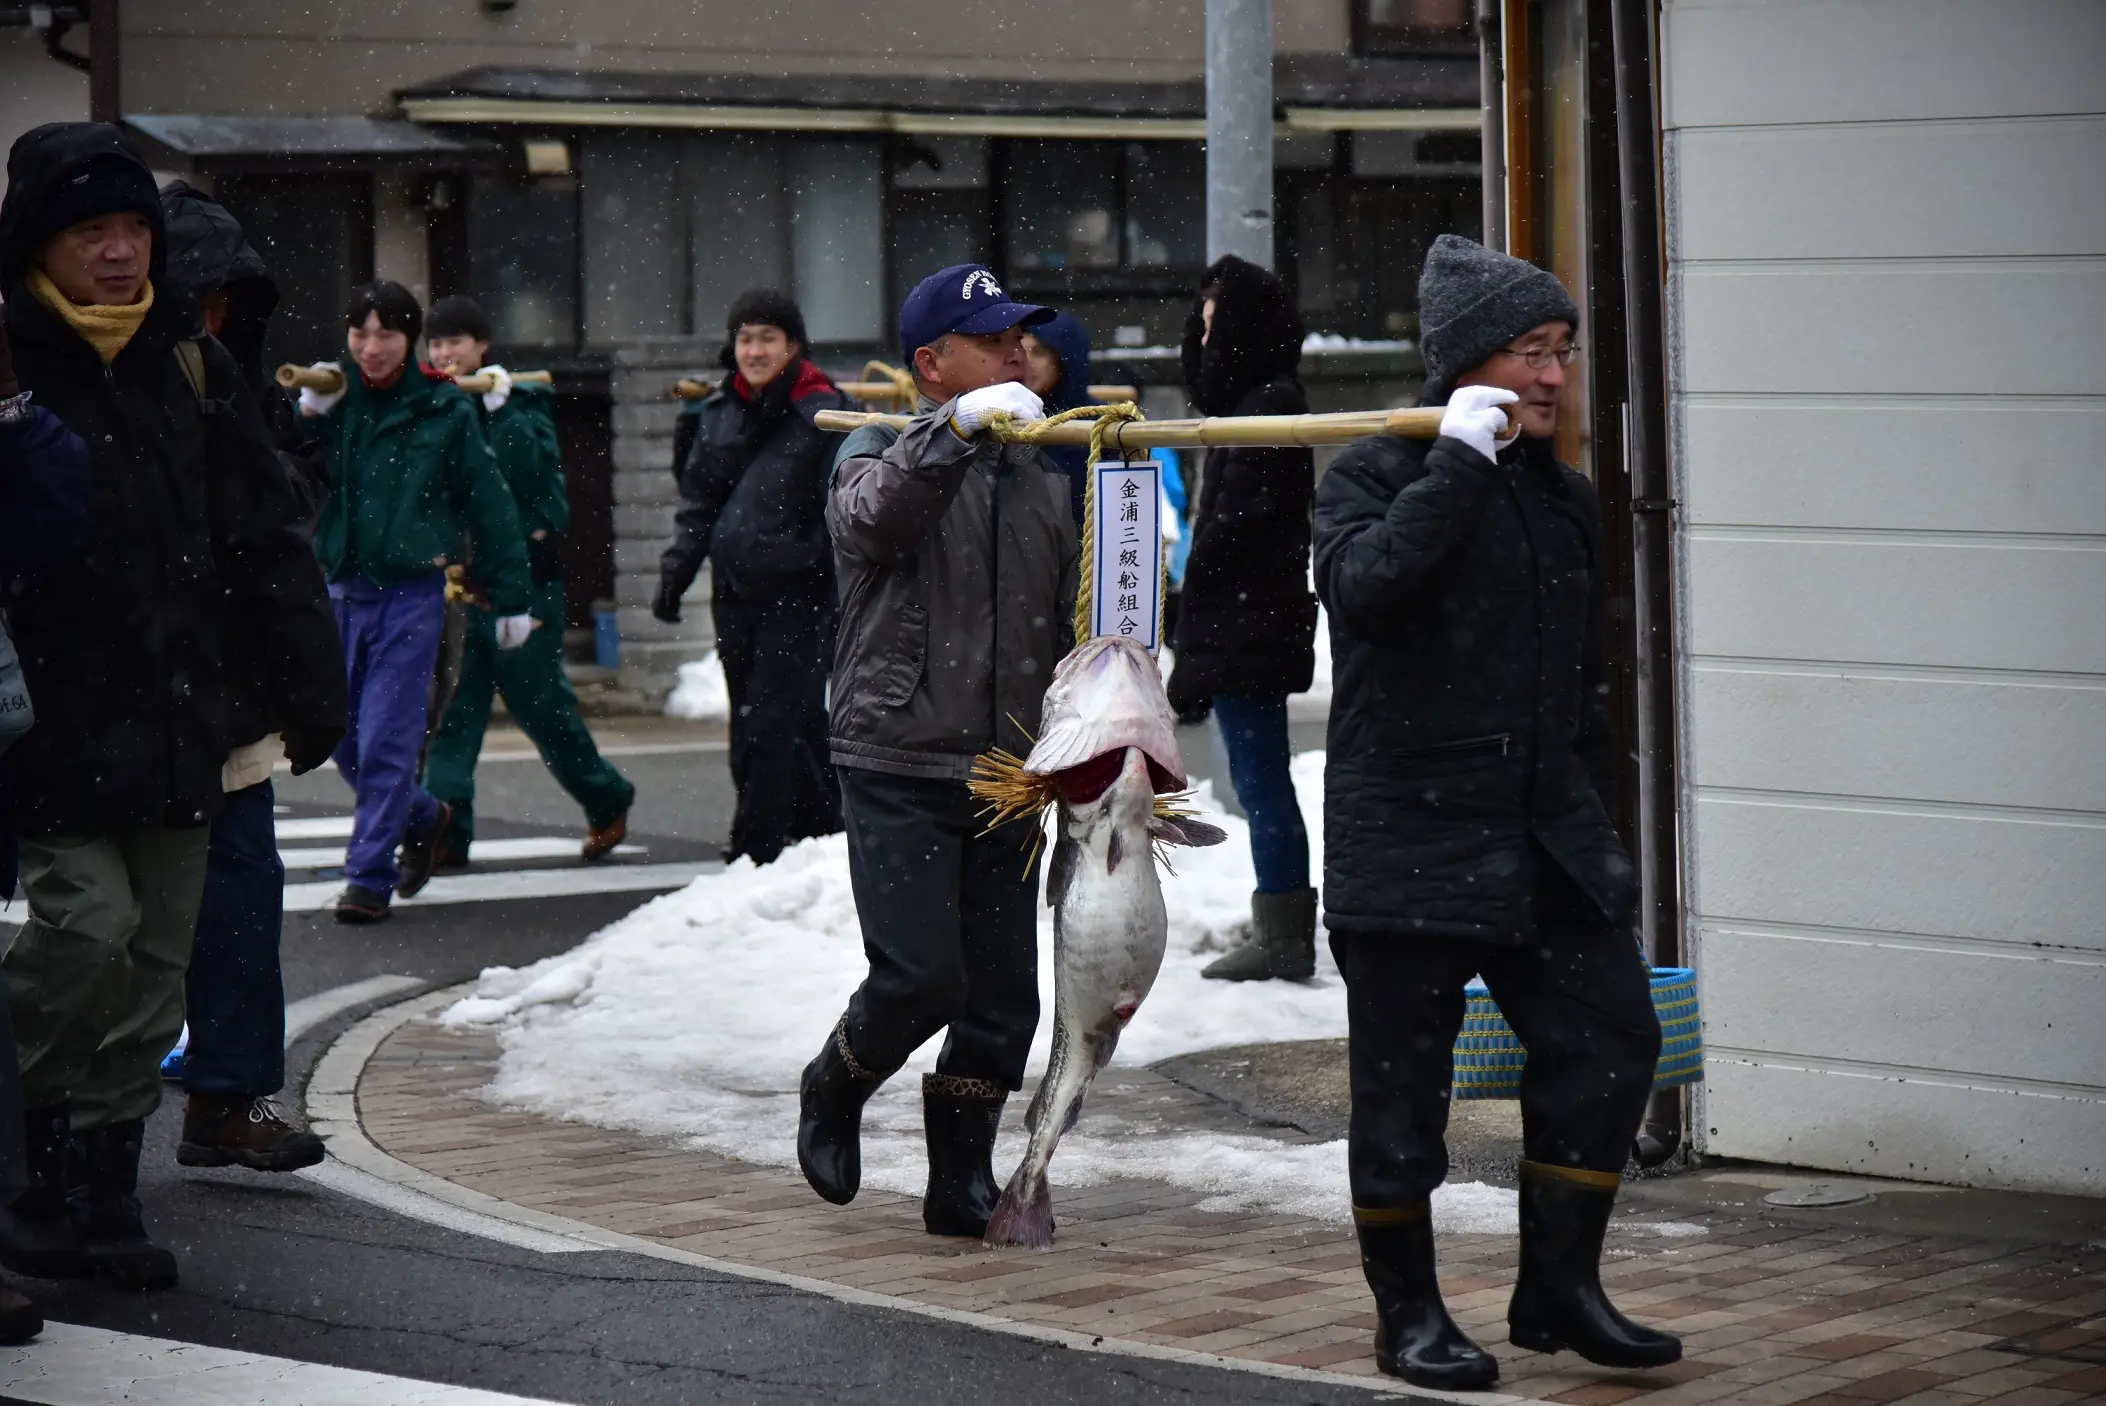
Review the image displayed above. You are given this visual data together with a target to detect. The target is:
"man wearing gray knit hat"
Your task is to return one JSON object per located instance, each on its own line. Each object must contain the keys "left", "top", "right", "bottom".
{"left": 1307, "top": 234, "right": 1679, "bottom": 1391}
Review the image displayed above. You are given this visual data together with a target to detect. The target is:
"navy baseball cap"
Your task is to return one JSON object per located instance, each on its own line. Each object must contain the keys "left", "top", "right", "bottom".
{"left": 898, "top": 264, "right": 1054, "bottom": 366}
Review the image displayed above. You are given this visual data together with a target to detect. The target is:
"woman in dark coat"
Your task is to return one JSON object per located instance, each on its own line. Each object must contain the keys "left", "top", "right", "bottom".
{"left": 1167, "top": 255, "right": 1319, "bottom": 981}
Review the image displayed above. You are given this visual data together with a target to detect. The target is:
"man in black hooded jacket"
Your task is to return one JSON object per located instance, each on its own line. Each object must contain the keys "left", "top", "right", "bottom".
{"left": 0, "top": 123, "right": 344, "bottom": 1291}
{"left": 1313, "top": 234, "right": 1675, "bottom": 1390}
{"left": 153, "top": 179, "right": 330, "bottom": 1175}
{"left": 653, "top": 289, "right": 846, "bottom": 864}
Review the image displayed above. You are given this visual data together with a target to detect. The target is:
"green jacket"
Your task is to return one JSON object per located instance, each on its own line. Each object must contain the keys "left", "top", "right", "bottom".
{"left": 483, "top": 381, "right": 568, "bottom": 542}
{"left": 310, "top": 364, "right": 532, "bottom": 615}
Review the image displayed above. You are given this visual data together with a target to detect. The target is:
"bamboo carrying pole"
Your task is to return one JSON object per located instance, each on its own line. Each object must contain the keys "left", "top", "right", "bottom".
{"left": 811, "top": 405, "right": 1447, "bottom": 446}
{"left": 670, "top": 378, "right": 1140, "bottom": 404}
{"left": 275, "top": 364, "right": 553, "bottom": 395}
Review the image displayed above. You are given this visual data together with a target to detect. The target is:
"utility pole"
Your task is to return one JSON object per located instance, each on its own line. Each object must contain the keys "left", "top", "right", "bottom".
{"left": 1204, "top": 0, "right": 1273, "bottom": 268}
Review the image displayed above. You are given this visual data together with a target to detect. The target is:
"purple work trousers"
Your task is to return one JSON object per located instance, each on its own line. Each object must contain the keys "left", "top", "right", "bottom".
{"left": 331, "top": 573, "right": 447, "bottom": 894}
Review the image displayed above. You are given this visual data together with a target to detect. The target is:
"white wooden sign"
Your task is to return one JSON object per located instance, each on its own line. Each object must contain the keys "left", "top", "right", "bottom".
{"left": 1090, "top": 460, "right": 1162, "bottom": 652}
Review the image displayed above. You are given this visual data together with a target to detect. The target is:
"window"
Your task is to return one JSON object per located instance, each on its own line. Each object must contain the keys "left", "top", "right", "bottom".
{"left": 468, "top": 172, "right": 578, "bottom": 350}
{"left": 1000, "top": 141, "right": 1203, "bottom": 295}
{"left": 890, "top": 137, "right": 991, "bottom": 316}
{"left": 1354, "top": 0, "right": 1475, "bottom": 55}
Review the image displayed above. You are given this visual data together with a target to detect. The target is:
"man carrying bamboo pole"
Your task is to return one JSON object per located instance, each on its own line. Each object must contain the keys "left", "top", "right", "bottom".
{"left": 422, "top": 295, "right": 634, "bottom": 867}
{"left": 297, "top": 282, "right": 535, "bottom": 922}
{"left": 1314, "top": 234, "right": 1677, "bottom": 1388}
{"left": 796, "top": 265, "right": 1075, "bottom": 1239}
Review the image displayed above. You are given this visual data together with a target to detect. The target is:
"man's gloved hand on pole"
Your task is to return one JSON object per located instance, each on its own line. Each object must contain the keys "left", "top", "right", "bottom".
{"left": 1438, "top": 385, "right": 1520, "bottom": 462}
{"left": 950, "top": 381, "right": 1043, "bottom": 438}
{"left": 495, "top": 613, "right": 535, "bottom": 650}
{"left": 297, "top": 364, "right": 346, "bottom": 418}
{"left": 479, "top": 364, "right": 514, "bottom": 413}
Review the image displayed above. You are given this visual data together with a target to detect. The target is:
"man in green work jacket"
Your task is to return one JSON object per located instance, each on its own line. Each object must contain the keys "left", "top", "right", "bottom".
{"left": 296, "top": 281, "right": 534, "bottom": 922}
{"left": 421, "top": 295, "right": 634, "bottom": 867}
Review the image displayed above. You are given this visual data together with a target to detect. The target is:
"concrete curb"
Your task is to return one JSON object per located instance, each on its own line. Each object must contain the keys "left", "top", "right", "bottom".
{"left": 303, "top": 985, "right": 1519, "bottom": 1404}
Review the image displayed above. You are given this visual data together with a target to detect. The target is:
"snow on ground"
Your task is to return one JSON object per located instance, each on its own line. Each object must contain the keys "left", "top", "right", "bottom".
{"left": 447, "top": 750, "right": 1518, "bottom": 1233}
{"left": 663, "top": 651, "right": 730, "bottom": 722}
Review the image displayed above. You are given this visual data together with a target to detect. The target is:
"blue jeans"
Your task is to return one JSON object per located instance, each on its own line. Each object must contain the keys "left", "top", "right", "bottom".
{"left": 1213, "top": 693, "right": 1310, "bottom": 894}
{"left": 332, "top": 574, "right": 447, "bottom": 893}
{"left": 183, "top": 780, "right": 284, "bottom": 1097}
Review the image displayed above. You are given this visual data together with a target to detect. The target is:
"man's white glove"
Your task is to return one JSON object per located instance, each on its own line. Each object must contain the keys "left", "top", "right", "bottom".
{"left": 494, "top": 614, "right": 535, "bottom": 650}
{"left": 479, "top": 364, "right": 514, "bottom": 413}
{"left": 1438, "top": 385, "right": 1520, "bottom": 462}
{"left": 950, "top": 382, "right": 1044, "bottom": 438}
{"left": 296, "top": 364, "right": 346, "bottom": 418}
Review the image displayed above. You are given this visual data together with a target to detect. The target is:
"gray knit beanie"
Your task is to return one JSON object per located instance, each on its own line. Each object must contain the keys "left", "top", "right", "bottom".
{"left": 1417, "top": 234, "right": 1580, "bottom": 405}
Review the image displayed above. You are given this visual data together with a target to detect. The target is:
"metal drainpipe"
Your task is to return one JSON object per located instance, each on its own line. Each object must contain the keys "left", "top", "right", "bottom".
{"left": 1609, "top": 0, "right": 1685, "bottom": 1170}
{"left": 1475, "top": 0, "right": 1506, "bottom": 251}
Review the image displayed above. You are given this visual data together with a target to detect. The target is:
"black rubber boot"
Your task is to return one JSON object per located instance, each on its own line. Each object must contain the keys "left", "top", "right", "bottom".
{"left": 1508, "top": 1161, "right": 1681, "bottom": 1368}
{"left": 797, "top": 1020, "right": 886, "bottom": 1206}
{"left": 1356, "top": 1203, "right": 1500, "bottom": 1390}
{"left": 70, "top": 1120, "right": 178, "bottom": 1290}
{"left": 0, "top": 1283, "right": 41, "bottom": 1345}
{"left": 921, "top": 1074, "right": 1007, "bottom": 1238}
{"left": 1201, "top": 888, "right": 1318, "bottom": 981}
{"left": 0, "top": 1106, "right": 88, "bottom": 1280}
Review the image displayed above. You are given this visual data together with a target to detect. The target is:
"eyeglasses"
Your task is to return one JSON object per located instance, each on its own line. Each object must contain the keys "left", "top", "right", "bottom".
{"left": 1494, "top": 342, "right": 1582, "bottom": 369}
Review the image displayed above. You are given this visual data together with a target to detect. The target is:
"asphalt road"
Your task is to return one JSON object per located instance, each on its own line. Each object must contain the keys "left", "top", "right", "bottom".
{"left": 14, "top": 723, "right": 1389, "bottom": 1404}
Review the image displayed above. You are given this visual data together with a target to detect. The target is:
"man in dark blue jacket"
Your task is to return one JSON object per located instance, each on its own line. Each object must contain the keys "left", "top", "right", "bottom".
{"left": 653, "top": 289, "right": 846, "bottom": 864}
{"left": 1314, "top": 235, "right": 1676, "bottom": 1390}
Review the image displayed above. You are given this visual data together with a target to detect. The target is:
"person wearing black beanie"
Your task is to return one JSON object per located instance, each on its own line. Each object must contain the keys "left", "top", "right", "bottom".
{"left": 654, "top": 288, "right": 846, "bottom": 868}
{"left": 1310, "top": 234, "right": 1679, "bottom": 1389}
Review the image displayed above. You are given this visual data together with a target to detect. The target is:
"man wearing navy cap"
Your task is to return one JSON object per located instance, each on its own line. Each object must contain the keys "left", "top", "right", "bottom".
{"left": 796, "top": 265, "right": 1078, "bottom": 1239}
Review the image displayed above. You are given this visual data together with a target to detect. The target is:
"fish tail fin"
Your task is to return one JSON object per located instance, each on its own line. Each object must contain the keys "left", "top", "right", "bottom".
{"left": 983, "top": 1171, "right": 1055, "bottom": 1249}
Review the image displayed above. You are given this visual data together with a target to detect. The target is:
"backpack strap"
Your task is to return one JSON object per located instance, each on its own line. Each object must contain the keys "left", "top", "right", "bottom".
{"left": 173, "top": 340, "right": 207, "bottom": 404}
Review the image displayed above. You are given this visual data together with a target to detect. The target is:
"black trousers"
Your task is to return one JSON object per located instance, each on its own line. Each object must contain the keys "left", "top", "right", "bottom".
{"left": 1330, "top": 866, "right": 1661, "bottom": 1208}
{"left": 713, "top": 585, "right": 841, "bottom": 864}
{"left": 836, "top": 768, "right": 1040, "bottom": 1089}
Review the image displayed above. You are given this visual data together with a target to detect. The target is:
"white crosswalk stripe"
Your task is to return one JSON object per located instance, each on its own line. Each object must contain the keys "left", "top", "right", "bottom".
{"left": 0, "top": 815, "right": 715, "bottom": 927}
{"left": 1, "top": 1321, "right": 571, "bottom": 1404}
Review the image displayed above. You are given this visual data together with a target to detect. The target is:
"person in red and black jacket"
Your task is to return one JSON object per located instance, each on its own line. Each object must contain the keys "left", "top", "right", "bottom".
{"left": 653, "top": 290, "right": 847, "bottom": 864}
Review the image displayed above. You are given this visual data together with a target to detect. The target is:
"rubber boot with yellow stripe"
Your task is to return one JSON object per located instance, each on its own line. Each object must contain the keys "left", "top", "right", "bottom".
{"left": 1508, "top": 1160, "right": 1681, "bottom": 1368}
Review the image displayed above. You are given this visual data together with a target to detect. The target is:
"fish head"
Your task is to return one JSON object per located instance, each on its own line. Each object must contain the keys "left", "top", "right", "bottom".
{"left": 1023, "top": 637, "right": 1186, "bottom": 793}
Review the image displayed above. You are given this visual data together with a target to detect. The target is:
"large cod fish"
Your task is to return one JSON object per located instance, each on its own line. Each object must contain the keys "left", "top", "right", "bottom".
{"left": 983, "top": 637, "right": 1224, "bottom": 1249}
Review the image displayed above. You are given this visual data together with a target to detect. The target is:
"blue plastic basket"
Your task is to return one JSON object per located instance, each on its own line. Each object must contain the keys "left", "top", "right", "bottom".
{"left": 1452, "top": 965, "right": 1701, "bottom": 1101}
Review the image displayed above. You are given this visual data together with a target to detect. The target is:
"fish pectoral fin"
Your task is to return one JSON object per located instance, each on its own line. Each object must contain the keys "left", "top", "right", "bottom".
{"left": 1092, "top": 1027, "right": 1121, "bottom": 1074}
{"left": 1105, "top": 828, "right": 1124, "bottom": 873}
{"left": 1150, "top": 815, "right": 1230, "bottom": 848}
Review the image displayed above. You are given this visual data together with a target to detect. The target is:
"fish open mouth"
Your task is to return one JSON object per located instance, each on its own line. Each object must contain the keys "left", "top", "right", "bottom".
{"left": 1053, "top": 747, "right": 1182, "bottom": 806}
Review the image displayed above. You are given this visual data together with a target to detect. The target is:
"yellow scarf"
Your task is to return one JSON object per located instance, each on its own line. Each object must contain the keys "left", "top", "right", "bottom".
{"left": 28, "top": 267, "right": 154, "bottom": 365}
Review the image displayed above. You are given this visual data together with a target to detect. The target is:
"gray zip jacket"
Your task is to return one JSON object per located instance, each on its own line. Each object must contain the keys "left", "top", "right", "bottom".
{"left": 827, "top": 397, "right": 1079, "bottom": 781}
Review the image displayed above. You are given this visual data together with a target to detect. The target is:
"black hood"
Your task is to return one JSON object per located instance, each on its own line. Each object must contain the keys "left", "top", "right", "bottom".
{"left": 160, "top": 179, "right": 279, "bottom": 371}
{"left": 1180, "top": 254, "right": 1303, "bottom": 417}
{"left": 0, "top": 123, "right": 168, "bottom": 294}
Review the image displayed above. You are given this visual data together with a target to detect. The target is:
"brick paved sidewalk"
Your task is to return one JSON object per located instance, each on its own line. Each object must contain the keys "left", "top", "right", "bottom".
{"left": 357, "top": 1016, "right": 2106, "bottom": 1405}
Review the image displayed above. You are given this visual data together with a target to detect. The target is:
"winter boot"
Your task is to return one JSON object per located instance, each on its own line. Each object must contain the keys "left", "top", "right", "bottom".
{"left": 797, "top": 1019, "right": 887, "bottom": 1205}
{"left": 1356, "top": 1203, "right": 1500, "bottom": 1390}
{"left": 1508, "top": 1161, "right": 1681, "bottom": 1368}
{"left": 70, "top": 1120, "right": 178, "bottom": 1290}
{"left": 1201, "top": 887, "right": 1318, "bottom": 981}
{"left": 178, "top": 1094, "right": 326, "bottom": 1172}
{"left": 921, "top": 1074, "right": 1007, "bottom": 1237}
{"left": 396, "top": 801, "right": 455, "bottom": 898}
{"left": 0, "top": 1107, "right": 88, "bottom": 1280}
{"left": 0, "top": 1283, "right": 41, "bottom": 1345}
{"left": 333, "top": 884, "right": 391, "bottom": 924}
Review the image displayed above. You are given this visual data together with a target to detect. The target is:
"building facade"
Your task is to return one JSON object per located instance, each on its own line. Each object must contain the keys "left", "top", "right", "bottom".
{"left": 94, "top": 0, "right": 1483, "bottom": 690}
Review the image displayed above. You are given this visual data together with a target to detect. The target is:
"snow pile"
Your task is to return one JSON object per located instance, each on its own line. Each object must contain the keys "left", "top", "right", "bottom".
{"left": 446, "top": 751, "right": 1517, "bottom": 1233}
{"left": 1301, "top": 333, "right": 1416, "bottom": 353}
{"left": 663, "top": 650, "right": 730, "bottom": 722}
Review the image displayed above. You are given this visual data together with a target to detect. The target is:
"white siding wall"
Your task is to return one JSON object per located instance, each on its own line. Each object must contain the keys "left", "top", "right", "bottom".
{"left": 1661, "top": 0, "right": 2106, "bottom": 1195}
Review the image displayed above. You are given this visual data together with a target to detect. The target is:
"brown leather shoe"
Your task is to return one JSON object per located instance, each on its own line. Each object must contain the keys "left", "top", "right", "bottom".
{"left": 396, "top": 801, "right": 455, "bottom": 898}
{"left": 177, "top": 1094, "right": 325, "bottom": 1173}
{"left": 582, "top": 812, "right": 626, "bottom": 862}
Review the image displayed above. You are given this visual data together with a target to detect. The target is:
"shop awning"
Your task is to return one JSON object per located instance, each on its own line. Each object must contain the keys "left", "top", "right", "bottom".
{"left": 123, "top": 114, "right": 504, "bottom": 173}
{"left": 396, "top": 57, "right": 1480, "bottom": 139}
